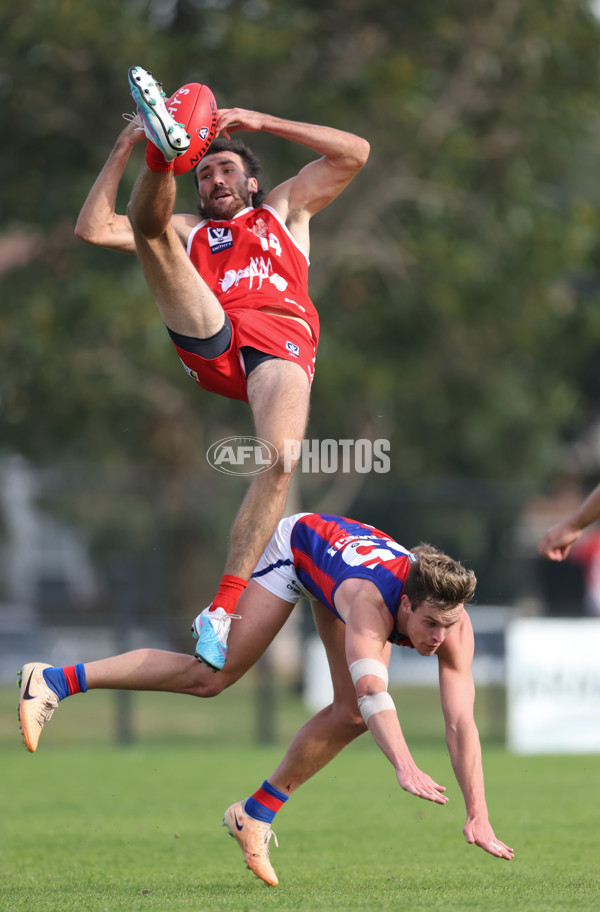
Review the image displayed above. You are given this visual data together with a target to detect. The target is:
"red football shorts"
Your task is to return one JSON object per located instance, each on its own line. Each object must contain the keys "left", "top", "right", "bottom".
{"left": 171, "top": 310, "right": 317, "bottom": 402}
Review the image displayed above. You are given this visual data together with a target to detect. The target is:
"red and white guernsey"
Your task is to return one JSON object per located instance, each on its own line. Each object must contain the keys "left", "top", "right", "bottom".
{"left": 187, "top": 205, "right": 320, "bottom": 344}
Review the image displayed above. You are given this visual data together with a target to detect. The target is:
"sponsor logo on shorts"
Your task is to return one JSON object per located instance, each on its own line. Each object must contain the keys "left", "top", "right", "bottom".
{"left": 179, "top": 359, "right": 199, "bottom": 382}
{"left": 208, "top": 226, "right": 233, "bottom": 254}
{"left": 286, "top": 340, "right": 300, "bottom": 357}
{"left": 206, "top": 436, "right": 279, "bottom": 476}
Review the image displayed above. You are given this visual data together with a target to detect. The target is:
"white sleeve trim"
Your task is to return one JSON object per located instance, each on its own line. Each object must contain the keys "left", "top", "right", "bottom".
{"left": 186, "top": 219, "right": 206, "bottom": 257}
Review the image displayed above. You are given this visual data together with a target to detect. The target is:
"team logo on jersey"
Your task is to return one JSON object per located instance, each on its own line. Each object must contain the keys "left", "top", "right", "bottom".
{"left": 207, "top": 226, "right": 233, "bottom": 254}
{"left": 286, "top": 340, "right": 300, "bottom": 357}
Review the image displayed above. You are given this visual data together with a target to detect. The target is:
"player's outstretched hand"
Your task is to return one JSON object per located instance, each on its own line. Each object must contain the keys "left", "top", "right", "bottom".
{"left": 216, "top": 108, "right": 265, "bottom": 139}
{"left": 120, "top": 112, "right": 146, "bottom": 146}
{"left": 463, "top": 819, "right": 514, "bottom": 860}
{"left": 396, "top": 765, "right": 448, "bottom": 805}
{"left": 537, "top": 520, "right": 582, "bottom": 561}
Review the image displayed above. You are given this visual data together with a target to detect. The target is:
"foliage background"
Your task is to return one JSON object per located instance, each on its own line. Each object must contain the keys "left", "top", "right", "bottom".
{"left": 2, "top": 0, "right": 600, "bottom": 615}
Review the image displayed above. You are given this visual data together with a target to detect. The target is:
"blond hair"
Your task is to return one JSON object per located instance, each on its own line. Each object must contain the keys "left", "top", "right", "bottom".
{"left": 403, "top": 543, "right": 476, "bottom": 610}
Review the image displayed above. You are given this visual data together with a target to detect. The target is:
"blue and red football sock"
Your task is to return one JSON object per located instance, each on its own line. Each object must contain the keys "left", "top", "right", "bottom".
{"left": 244, "top": 780, "right": 289, "bottom": 824}
{"left": 42, "top": 663, "right": 87, "bottom": 701}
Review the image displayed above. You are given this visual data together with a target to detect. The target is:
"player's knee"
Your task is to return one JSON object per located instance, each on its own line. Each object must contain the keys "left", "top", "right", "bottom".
{"left": 126, "top": 199, "right": 164, "bottom": 241}
{"left": 270, "top": 443, "right": 300, "bottom": 482}
{"left": 189, "top": 665, "right": 244, "bottom": 698}
{"left": 125, "top": 200, "right": 136, "bottom": 228}
{"left": 191, "top": 675, "right": 227, "bottom": 698}
{"left": 332, "top": 702, "right": 368, "bottom": 738}
{"left": 348, "top": 711, "right": 368, "bottom": 737}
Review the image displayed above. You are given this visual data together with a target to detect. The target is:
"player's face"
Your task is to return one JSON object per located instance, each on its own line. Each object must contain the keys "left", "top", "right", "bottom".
{"left": 400, "top": 597, "right": 464, "bottom": 656}
{"left": 195, "top": 152, "right": 258, "bottom": 220}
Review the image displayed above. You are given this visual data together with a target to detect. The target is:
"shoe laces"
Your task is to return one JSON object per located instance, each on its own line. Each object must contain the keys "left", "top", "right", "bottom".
{"left": 211, "top": 611, "right": 241, "bottom": 646}
{"left": 122, "top": 111, "right": 144, "bottom": 131}
{"left": 38, "top": 694, "right": 58, "bottom": 726}
{"left": 264, "top": 827, "right": 279, "bottom": 852}
{"left": 249, "top": 817, "right": 278, "bottom": 854}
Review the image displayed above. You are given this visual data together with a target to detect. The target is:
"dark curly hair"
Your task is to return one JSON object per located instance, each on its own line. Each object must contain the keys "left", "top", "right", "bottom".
{"left": 193, "top": 138, "right": 266, "bottom": 216}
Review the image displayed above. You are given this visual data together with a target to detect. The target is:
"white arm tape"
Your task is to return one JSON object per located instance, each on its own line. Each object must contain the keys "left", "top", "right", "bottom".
{"left": 349, "top": 658, "right": 389, "bottom": 689}
{"left": 357, "top": 691, "right": 396, "bottom": 724}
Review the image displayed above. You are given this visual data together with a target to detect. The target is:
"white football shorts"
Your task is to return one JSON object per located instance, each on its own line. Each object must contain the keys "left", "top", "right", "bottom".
{"left": 251, "top": 512, "right": 313, "bottom": 603}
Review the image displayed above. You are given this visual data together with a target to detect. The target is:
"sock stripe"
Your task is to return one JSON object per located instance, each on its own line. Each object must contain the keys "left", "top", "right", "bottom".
{"left": 63, "top": 665, "right": 82, "bottom": 695}
{"left": 43, "top": 663, "right": 87, "bottom": 701}
{"left": 254, "top": 786, "right": 286, "bottom": 813}
{"left": 244, "top": 780, "right": 289, "bottom": 824}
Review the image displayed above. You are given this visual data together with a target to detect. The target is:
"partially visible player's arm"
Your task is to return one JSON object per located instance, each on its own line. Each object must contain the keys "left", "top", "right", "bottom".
{"left": 438, "top": 623, "right": 514, "bottom": 860}
{"left": 75, "top": 119, "right": 198, "bottom": 253}
{"left": 216, "top": 107, "right": 370, "bottom": 251}
{"left": 74, "top": 119, "right": 143, "bottom": 253}
{"left": 537, "top": 482, "right": 600, "bottom": 561}
{"left": 339, "top": 582, "right": 447, "bottom": 805}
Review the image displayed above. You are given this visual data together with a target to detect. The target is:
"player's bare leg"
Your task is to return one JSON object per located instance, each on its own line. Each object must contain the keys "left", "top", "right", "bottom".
{"left": 194, "top": 358, "right": 310, "bottom": 670}
{"left": 127, "top": 168, "right": 226, "bottom": 339}
{"left": 18, "top": 583, "right": 294, "bottom": 752}
{"left": 87, "top": 582, "right": 293, "bottom": 694}
{"left": 222, "top": 601, "right": 366, "bottom": 885}
{"left": 267, "top": 601, "right": 369, "bottom": 794}
{"left": 225, "top": 358, "right": 310, "bottom": 579}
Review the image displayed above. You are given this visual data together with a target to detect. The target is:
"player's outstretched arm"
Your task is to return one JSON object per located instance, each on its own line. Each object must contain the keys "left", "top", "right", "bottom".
{"left": 537, "top": 482, "right": 600, "bottom": 561}
{"left": 341, "top": 585, "right": 448, "bottom": 805}
{"left": 74, "top": 118, "right": 144, "bottom": 254}
{"left": 216, "top": 107, "right": 370, "bottom": 223}
{"left": 438, "top": 627, "right": 514, "bottom": 860}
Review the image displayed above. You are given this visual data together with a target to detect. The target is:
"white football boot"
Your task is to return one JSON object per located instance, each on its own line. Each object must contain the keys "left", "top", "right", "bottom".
{"left": 128, "top": 66, "right": 190, "bottom": 161}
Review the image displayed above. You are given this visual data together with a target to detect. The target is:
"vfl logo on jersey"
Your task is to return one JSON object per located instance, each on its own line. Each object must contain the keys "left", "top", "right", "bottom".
{"left": 286, "top": 341, "right": 300, "bottom": 357}
{"left": 208, "top": 226, "right": 233, "bottom": 254}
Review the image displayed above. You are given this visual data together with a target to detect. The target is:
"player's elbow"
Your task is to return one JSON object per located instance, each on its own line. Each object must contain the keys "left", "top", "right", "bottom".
{"left": 73, "top": 220, "right": 90, "bottom": 243}
{"left": 74, "top": 220, "right": 101, "bottom": 246}
{"left": 339, "top": 137, "right": 370, "bottom": 175}
{"left": 353, "top": 137, "right": 370, "bottom": 170}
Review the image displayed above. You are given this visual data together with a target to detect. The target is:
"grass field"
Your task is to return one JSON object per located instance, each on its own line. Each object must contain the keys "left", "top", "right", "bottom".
{"left": 2, "top": 681, "right": 599, "bottom": 912}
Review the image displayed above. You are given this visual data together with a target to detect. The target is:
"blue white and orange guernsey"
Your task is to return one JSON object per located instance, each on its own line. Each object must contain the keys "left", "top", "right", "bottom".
{"left": 290, "top": 514, "right": 419, "bottom": 647}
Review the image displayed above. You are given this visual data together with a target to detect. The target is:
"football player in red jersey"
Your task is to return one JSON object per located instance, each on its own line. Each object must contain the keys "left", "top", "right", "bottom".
{"left": 75, "top": 67, "right": 370, "bottom": 671}
{"left": 19, "top": 512, "right": 513, "bottom": 885}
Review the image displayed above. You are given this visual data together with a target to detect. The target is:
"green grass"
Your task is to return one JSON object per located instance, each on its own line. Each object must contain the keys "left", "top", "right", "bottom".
{"left": 2, "top": 683, "right": 599, "bottom": 911}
